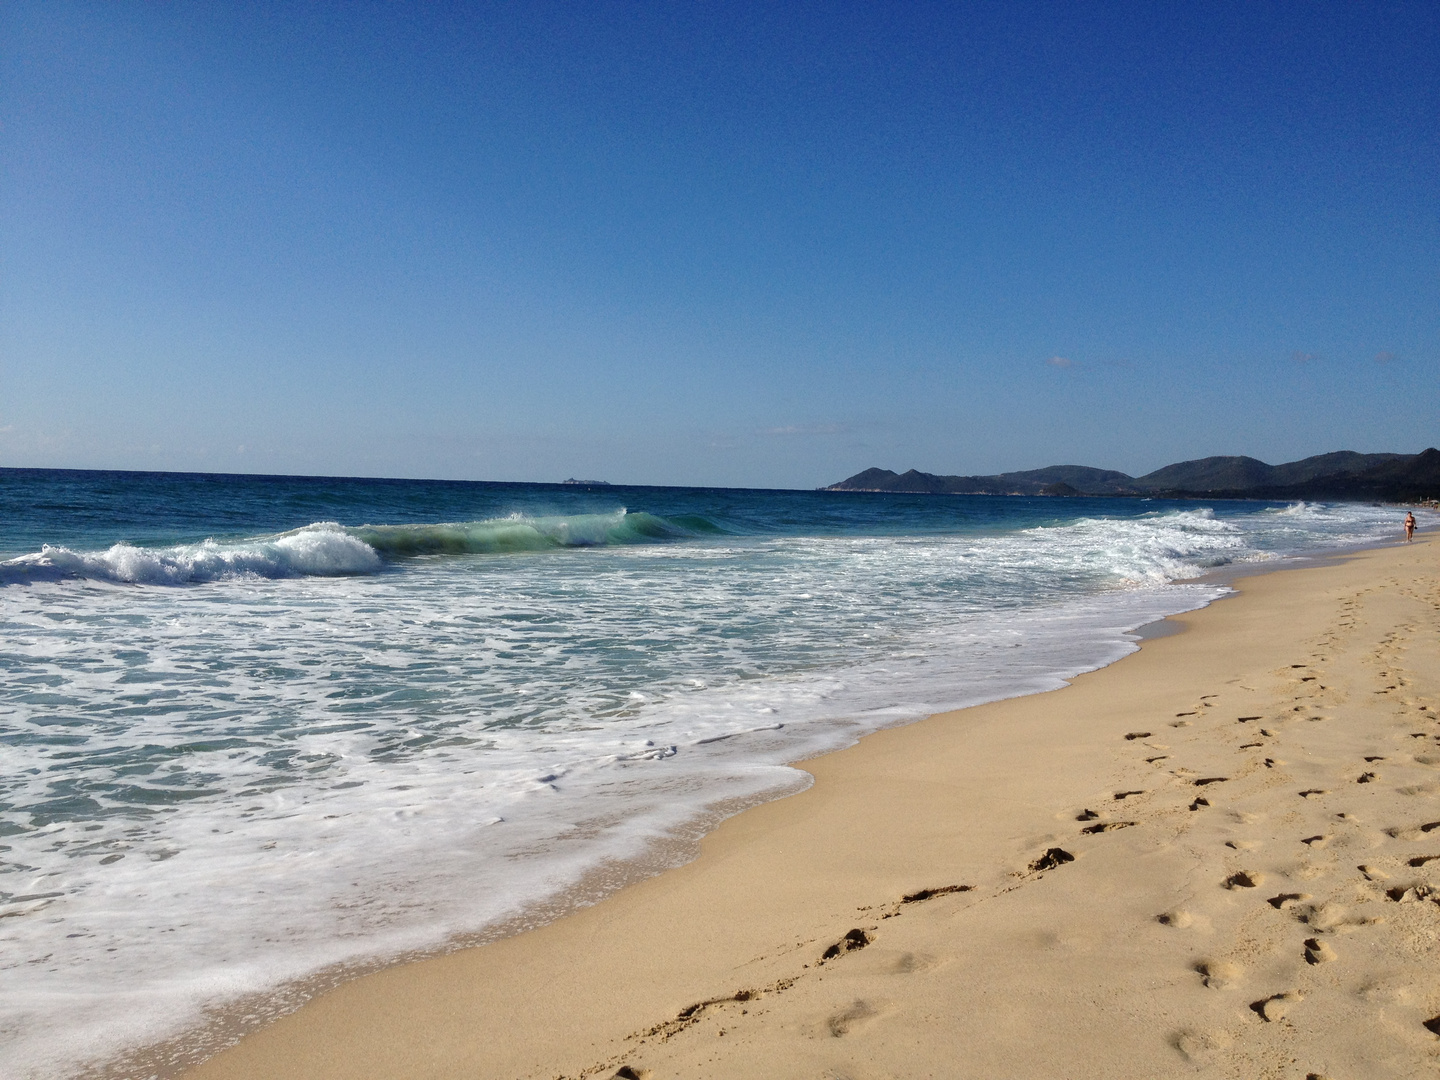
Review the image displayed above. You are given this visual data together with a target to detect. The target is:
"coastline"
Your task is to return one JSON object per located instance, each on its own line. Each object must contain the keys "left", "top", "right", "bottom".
{"left": 174, "top": 533, "right": 1440, "bottom": 1079}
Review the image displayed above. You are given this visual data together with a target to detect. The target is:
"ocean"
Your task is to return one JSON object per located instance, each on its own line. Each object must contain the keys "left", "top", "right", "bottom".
{"left": 0, "top": 468, "right": 1424, "bottom": 1078}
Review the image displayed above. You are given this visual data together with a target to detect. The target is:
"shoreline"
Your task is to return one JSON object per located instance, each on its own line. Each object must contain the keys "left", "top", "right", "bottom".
{"left": 173, "top": 533, "right": 1440, "bottom": 1079}
{"left": 99, "top": 555, "right": 1257, "bottom": 1079}
{"left": 80, "top": 536, "right": 1284, "bottom": 1078}
{"left": 99, "top": 587, "right": 1215, "bottom": 1080}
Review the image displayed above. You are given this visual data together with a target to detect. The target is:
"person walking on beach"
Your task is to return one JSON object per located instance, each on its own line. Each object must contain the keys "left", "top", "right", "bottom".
{"left": 1404, "top": 511, "right": 1416, "bottom": 541}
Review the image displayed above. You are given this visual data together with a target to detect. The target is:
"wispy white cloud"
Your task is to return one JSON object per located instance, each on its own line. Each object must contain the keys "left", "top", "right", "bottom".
{"left": 1046, "top": 355, "right": 1072, "bottom": 368}
{"left": 1375, "top": 350, "right": 1396, "bottom": 364}
{"left": 1291, "top": 350, "right": 1319, "bottom": 364}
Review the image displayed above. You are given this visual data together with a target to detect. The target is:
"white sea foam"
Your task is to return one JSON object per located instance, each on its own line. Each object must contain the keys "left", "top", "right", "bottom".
{"left": 0, "top": 500, "right": 1427, "bottom": 1078}
{"left": 0, "top": 524, "right": 382, "bottom": 585}
{"left": 0, "top": 510, "right": 708, "bottom": 587}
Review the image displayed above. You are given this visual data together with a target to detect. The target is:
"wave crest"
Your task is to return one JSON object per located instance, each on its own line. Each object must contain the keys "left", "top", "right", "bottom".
{"left": 0, "top": 511, "right": 720, "bottom": 586}
{"left": 0, "top": 524, "right": 383, "bottom": 585}
{"left": 353, "top": 510, "right": 700, "bottom": 556}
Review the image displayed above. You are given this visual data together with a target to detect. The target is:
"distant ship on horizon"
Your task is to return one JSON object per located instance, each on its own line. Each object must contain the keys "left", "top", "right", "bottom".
{"left": 562, "top": 478, "right": 611, "bottom": 486}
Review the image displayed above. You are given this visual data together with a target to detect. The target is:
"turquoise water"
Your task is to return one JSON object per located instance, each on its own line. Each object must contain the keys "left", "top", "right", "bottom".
{"left": 0, "top": 468, "right": 1424, "bottom": 1077}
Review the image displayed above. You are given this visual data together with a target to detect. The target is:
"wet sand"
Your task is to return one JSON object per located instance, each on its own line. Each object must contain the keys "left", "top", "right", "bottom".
{"left": 183, "top": 534, "right": 1440, "bottom": 1080}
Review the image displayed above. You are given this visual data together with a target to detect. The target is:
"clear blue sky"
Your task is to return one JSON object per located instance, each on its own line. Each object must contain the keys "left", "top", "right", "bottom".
{"left": 3, "top": 1, "right": 1437, "bottom": 487}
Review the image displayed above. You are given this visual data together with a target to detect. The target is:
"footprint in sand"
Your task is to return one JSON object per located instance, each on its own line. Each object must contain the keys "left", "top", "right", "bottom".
{"left": 1172, "top": 1029, "right": 1234, "bottom": 1064}
{"left": 1293, "top": 901, "right": 1380, "bottom": 931}
{"left": 1385, "top": 821, "right": 1440, "bottom": 840}
{"left": 826, "top": 999, "right": 884, "bottom": 1037}
{"left": 1301, "top": 835, "right": 1329, "bottom": 848}
{"left": 1266, "top": 892, "right": 1311, "bottom": 909}
{"left": 1251, "top": 991, "right": 1303, "bottom": 1022}
{"left": 1195, "top": 959, "right": 1243, "bottom": 989}
{"left": 1358, "top": 864, "right": 1390, "bottom": 881}
{"left": 1113, "top": 790, "right": 1145, "bottom": 801}
{"left": 821, "top": 929, "right": 874, "bottom": 961}
{"left": 891, "top": 951, "right": 939, "bottom": 974}
{"left": 1028, "top": 848, "right": 1075, "bottom": 872}
{"left": 1156, "top": 909, "right": 1193, "bottom": 928}
{"left": 1082, "top": 821, "right": 1135, "bottom": 834}
{"left": 1223, "top": 871, "right": 1263, "bottom": 889}
{"left": 1304, "top": 938, "right": 1337, "bottom": 964}
{"left": 900, "top": 884, "right": 971, "bottom": 904}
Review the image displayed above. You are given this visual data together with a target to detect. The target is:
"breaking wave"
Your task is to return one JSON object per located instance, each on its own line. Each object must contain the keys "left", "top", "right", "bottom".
{"left": 0, "top": 510, "right": 720, "bottom": 585}
{"left": 352, "top": 509, "right": 715, "bottom": 557}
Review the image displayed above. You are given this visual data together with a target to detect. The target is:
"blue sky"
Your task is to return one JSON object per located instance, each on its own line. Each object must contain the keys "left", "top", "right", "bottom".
{"left": 3, "top": 1, "right": 1437, "bottom": 487}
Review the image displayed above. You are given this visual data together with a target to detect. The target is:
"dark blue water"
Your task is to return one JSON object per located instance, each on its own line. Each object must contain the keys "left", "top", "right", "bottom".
{"left": 0, "top": 465, "right": 1306, "bottom": 560}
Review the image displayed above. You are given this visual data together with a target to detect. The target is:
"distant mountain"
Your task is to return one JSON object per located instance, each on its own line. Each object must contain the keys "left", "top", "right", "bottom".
{"left": 1132, "top": 455, "right": 1276, "bottom": 492}
{"left": 1197, "top": 448, "right": 1440, "bottom": 503}
{"left": 828, "top": 467, "right": 1119, "bottom": 497}
{"left": 1268, "top": 451, "right": 1408, "bottom": 485}
{"left": 825, "top": 449, "right": 1440, "bottom": 502}
{"left": 995, "top": 465, "right": 1138, "bottom": 495}
{"left": 1133, "top": 451, "right": 1406, "bottom": 492}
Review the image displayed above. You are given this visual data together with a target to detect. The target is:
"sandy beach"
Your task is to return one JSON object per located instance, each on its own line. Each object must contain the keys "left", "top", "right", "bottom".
{"left": 180, "top": 534, "right": 1440, "bottom": 1080}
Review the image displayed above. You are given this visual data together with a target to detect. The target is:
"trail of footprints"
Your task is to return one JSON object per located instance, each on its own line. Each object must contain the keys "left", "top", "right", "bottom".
{"left": 583, "top": 580, "right": 1440, "bottom": 1079}
{"left": 1130, "top": 582, "right": 1440, "bottom": 1071}
{"left": 574, "top": 879, "right": 984, "bottom": 1079}
{"left": 582, "top": 844, "right": 1090, "bottom": 1076}
{"left": 586, "top": 813, "right": 1147, "bottom": 1078}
